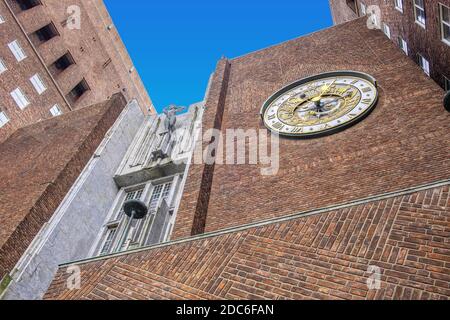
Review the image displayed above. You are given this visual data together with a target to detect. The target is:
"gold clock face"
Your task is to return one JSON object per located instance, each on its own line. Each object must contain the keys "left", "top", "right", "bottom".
{"left": 261, "top": 71, "right": 378, "bottom": 138}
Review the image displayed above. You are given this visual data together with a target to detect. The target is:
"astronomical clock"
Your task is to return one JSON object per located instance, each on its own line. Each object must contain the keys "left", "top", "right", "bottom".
{"left": 261, "top": 71, "right": 379, "bottom": 138}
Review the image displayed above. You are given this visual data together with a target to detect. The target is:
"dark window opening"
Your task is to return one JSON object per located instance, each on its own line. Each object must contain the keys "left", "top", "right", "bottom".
{"left": 66, "top": 79, "right": 90, "bottom": 105}
{"left": 13, "top": 0, "right": 41, "bottom": 11}
{"left": 49, "top": 52, "right": 75, "bottom": 76}
{"left": 30, "top": 23, "right": 59, "bottom": 46}
{"left": 346, "top": 0, "right": 358, "bottom": 14}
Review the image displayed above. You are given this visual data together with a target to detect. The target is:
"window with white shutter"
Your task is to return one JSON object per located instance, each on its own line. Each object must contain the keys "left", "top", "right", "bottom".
{"left": 10, "top": 88, "right": 30, "bottom": 109}
{"left": 440, "top": 4, "right": 450, "bottom": 45}
{"left": 0, "top": 110, "right": 9, "bottom": 128}
{"left": 398, "top": 37, "right": 408, "bottom": 55}
{"left": 50, "top": 104, "right": 62, "bottom": 117}
{"left": 418, "top": 54, "right": 430, "bottom": 76}
{"left": 30, "top": 73, "right": 47, "bottom": 95}
{"left": 8, "top": 40, "right": 27, "bottom": 62}
{"left": 0, "top": 58, "right": 7, "bottom": 74}
{"left": 414, "top": 0, "right": 426, "bottom": 27}
{"left": 395, "top": 0, "right": 403, "bottom": 13}
{"left": 383, "top": 23, "right": 391, "bottom": 39}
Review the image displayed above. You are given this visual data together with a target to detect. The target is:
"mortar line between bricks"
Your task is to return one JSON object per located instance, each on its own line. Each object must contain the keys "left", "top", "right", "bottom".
{"left": 58, "top": 179, "right": 450, "bottom": 268}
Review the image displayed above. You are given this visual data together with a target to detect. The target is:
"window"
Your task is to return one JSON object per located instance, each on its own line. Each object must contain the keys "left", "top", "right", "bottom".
{"left": 148, "top": 183, "right": 172, "bottom": 213}
{"left": 395, "top": 0, "right": 403, "bottom": 12}
{"left": 418, "top": 54, "right": 430, "bottom": 76}
{"left": 15, "top": 0, "right": 41, "bottom": 11}
{"left": 444, "top": 76, "right": 450, "bottom": 91}
{"left": 48, "top": 52, "right": 75, "bottom": 77}
{"left": 98, "top": 187, "right": 145, "bottom": 255}
{"left": 11, "top": 88, "right": 30, "bottom": 109}
{"left": 30, "top": 73, "right": 47, "bottom": 95}
{"left": 0, "top": 15, "right": 5, "bottom": 24}
{"left": 30, "top": 23, "right": 59, "bottom": 46}
{"left": 398, "top": 37, "right": 408, "bottom": 55}
{"left": 346, "top": 0, "right": 358, "bottom": 14}
{"left": 66, "top": 79, "right": 89, "bottom": 104}
{"left": 360, "top": 2, "right": 367, "bottom": 15}
{"left": 0, "top": 58, "right": 7, "bottom": 74}
{"left": 414, "top": 0, "right": 426, "bottom": 27}
{"left": 0, "top": 110, "right": 9, "bottom": 128}
{"left": 8, "top": 40, "right": 27, "bottom": 62}
{"left": 440, "top": 4, "right": 450, "bottom": 45}
{"left": 50, "top": 104, "right": 62, "bottom": 117}
{"left": 383, "top": 23, "right": 391, "bottom": 39}
{"left": 99, "top": 225, "right": 118, "bottom": 255}
{"left": 96, "top": 181, "right": 174, "bottom": 256}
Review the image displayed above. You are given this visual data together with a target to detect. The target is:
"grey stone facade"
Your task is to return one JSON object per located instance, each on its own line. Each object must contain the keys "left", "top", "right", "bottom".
{"left": 1, "top": 100, "right": 144, "bottom": 300}
{"left": 1, "top": 100, "right": 204, "bottom": 300}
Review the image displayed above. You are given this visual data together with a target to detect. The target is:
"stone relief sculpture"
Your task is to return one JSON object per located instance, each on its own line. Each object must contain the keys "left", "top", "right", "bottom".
{"left": 163, "top": 104, "right": 186, "bottom": 133}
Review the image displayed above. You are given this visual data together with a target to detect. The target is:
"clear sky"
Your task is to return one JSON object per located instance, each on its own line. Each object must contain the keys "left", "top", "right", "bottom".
{"left": 103, "top": 0, "right": 333, "bottom": 113}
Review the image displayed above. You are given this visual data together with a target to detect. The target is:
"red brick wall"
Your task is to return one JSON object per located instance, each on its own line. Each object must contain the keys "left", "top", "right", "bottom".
{"left": 329, "top": 0, "right": 450, "bottom": 89}
{"left": 0, "top": 0, "right": 153, "bottom": 143}
{"left": 45, "top": 184, "right": 450, "bottom": 300}
{"left": 172, "top": 18, "right": 450, "bottom": 239}
{"left": 0, "top": 93, "right": 127, "bottom": 281}
{"left": 0, "top": 0, "right": 70, "bottom": 143}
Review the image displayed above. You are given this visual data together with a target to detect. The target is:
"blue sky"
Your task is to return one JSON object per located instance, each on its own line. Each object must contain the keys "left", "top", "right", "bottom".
{"left": 104, "top": 1, "right": 333, "bottom": 113}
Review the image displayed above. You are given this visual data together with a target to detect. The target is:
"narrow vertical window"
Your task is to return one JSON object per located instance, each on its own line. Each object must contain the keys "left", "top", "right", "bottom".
{"left": 10, "top": 88, "right": 30, "bottom": 109}
{"left": 0, "top": 110, "right": 9, "bottom": 128}
{"left": 444, "top": 76, "right": 450, "bottom": 91}
{"left": 395, "top": 0, "right": 403, "bottom": 13}
{"left": 418, "top": 54, "right": 430, "bottom": 76}
{"left": 398, "top": 37, "right": 408, "bottom": 55}
{"left": 0, "top": 58, "right": 7, "bottom": 74}
{"left": 8, "top": 40, "right": 27, "bottom": 62}
{"left": 360, "top": 2, "right": 366, "bottom": 15}
{"left": 440, "top": 4, "right": 450, "bottom": 45}
{"left": 100, "top": 225, "right": 118, "bottom": 255}
{"left": 30, "top": 73, "right": 47, "bottom": 95}
{"left": 414, "top": 0, "right": 426, "bottom": 27}
{"left": 383, "top": 23, "right": 391, "bottom": 39}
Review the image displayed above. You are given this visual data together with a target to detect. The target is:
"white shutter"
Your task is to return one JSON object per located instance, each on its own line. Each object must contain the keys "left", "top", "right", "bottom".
{"left": 383, "top": 24, "right": 391, "bottom": 39}
{"left": 50, "top": 104, "right": 62, "bottom": 116}
{"left": 0, "top": 58, "right": 7, "bottom": 74}
{"left": 8, "top": 40, "right": 27, "bottom": 62}
{"left": 30, "top": 73, "right": 47, "bottom": 95}
{"left": 0, "top": 110, "right": 9, "bottom": 127}
{"left": 11, "top": 88, "right": 30, "bottom": 109}
{"left": 402, "top": 39, "right": 408, "bottom": 55}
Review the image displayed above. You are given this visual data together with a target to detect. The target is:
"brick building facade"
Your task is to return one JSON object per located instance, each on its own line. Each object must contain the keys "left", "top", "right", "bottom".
{"left": 44, "top": 18, "right": 450, "bottom": 300}
{"left": 0, "top": 0, "right": 153, "bottom": 143}
{"left": 0, "top": 94, "right": 129, "bottom": 294}
{"left": 329, "top": 0, "right": 450, "bottom": 91}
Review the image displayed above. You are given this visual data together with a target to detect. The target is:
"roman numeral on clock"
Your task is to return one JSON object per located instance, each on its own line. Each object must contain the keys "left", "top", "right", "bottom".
{"left": 267, "top": 114, "right": 276, "bottom": 120}
{"left": 272, "top": 122, "right": 285, "bottom": 130}
{"left": 362, "top": 98, "right": 372, "bottom": 104}
{"left": 362, "top": 87, "right": 372, "bottom": 93}
{"left": 291, "top": 127, "right": 303, "bottom": 133}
